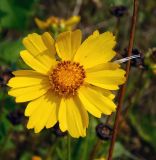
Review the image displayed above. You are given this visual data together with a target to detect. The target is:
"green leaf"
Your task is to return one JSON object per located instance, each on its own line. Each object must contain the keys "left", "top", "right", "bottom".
{"left": 130, "top": 111, "right": 156, "bottom": 149}
{"left": 0, "top": 39, "right": 23, "bottom": 64}
{"left": 20, "top": 152, "right": 32, "bottom": 160}
{"left": 0, "top": 0, "right": 39, "bottom": 29}
{"left": 113, "top": 142, "right": 138, "bottom": 160}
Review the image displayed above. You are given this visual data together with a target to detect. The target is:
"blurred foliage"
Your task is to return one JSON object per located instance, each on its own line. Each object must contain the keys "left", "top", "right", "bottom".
{"left": 0, "top": 0, "right": 39, "bottom": 30}
{"left": 0, "top": 0, "right": 156, "bottom": 160}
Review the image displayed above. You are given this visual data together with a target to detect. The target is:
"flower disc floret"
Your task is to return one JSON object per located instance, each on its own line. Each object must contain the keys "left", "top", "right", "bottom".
{"left": 49, "top": 61, "right": 86, "bottom": 97}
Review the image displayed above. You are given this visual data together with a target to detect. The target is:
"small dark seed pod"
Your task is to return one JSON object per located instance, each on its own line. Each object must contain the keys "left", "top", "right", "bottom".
{"left": 110, "top": 5, "right": 128, "bottom": 18}
{"left": 96, "top": 123, "right": 113, "bottom": 140}
{"left": 123, "top": 48, "right": 146, "bottom": 69}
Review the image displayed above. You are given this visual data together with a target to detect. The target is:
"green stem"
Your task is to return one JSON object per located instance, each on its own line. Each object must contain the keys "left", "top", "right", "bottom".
{"left": 67, "top": 135, "right": 71, "bottom": 160}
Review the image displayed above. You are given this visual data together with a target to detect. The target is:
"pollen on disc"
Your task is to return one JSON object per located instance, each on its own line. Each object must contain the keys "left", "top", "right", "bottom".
{"left": 49, "top": 61, "right": 86, "bottom": 97}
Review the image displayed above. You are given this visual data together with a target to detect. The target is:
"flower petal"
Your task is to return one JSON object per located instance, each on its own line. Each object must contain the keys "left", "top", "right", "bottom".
{"left": 78, "top": 89, "right": 102, "bottom": 118}
{"left": 90, "top": 85, "right": 115, "bottom": 100}
{"left": 58, "top": 98, "right": 68, "bottom": 132}
{"left": 12, "top": 70, "right": 42, "bottom": 76}
{"left": 8, "top": 72, "right": 49, "bottom": 88}
{"left": 78, "top": 85, "right": 116, "bottom": 116}
{"left": 65, "top": 16, "right": 80, "bottom": 28}
{"left": 46, "top": 95, "right": 60, "bottom": 128}
{"left": 20, "top": 50, "right": 52, "bottom": 75}
{"left": 26, "top": 91, "right": 59, "bottom": 133}
{"left": 23, "top": 33, "right": 56, "bottom": 71}
{"left": 55, "top": 30, "right": 82, "bottom": 60}
{"left": 35, "top": 18, "right": 49, "bottom": 29}
{"left": 8, "top": 84, "right": 51, "bottom": 103}
{"left": 41, "top": 32, "right": 56, "bottom": 55}
{"left": 86, "top": 69, "right": 126, "bottom": 90}
{"left": 58, "top": 97, "right": 87, "bottom": 138}
{"left": 73, "top": 96, "right": 89, "bottom": 129}
{"left": 86, "top": 62, "right": 120, "bottom": 73}
{"left": 74, "top": 32, "right": 116, "bottom": 68}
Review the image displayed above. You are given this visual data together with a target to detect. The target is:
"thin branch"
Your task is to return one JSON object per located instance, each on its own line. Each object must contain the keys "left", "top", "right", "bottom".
{"left": 73, "top": 0, "right": 82, "bottom": 16}
{"left": 107, "top": 0, "right": 139, "bottom": 160}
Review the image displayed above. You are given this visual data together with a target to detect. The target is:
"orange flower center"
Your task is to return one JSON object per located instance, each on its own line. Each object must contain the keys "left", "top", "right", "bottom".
{"left": 49, "top": 61, "right": 86, "bottom": 97}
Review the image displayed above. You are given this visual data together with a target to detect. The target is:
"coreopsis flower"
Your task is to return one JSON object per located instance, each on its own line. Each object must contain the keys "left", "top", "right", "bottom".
{"left": 8, "top": 30, "right": 125, "bottom": 138}
{"left": 35, "top": 16, "right": 80, "bottom": 31}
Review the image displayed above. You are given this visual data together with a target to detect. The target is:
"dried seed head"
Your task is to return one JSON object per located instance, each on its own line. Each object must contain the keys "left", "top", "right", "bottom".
{"left": 123, "top": 48, "right": 146, "bottom": 69}
{"left": 96, "top": 123, "right": 113, "bottom": 140}
{"left": 110, "top": 5, "right": 128, "bottom": 18}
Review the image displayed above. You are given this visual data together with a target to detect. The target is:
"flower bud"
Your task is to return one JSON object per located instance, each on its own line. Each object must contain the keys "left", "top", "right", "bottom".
{"left": 96, "top": 123, "right": 113, "bottom": 140}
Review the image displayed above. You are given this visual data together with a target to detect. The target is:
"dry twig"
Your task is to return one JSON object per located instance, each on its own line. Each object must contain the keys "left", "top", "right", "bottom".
{"left": 107, "top": 0, "right": 139, "bottom": 159}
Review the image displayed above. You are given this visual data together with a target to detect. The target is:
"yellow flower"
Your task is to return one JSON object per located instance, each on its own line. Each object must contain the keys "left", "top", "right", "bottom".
{"left": 8, "top": 30, "right": 125, "bottom": 138}
{"left": 32, "top": 156, "right": 42, "bottom": 160}
{"left": 35, "top": 16, "right": 80, "bottom": 31}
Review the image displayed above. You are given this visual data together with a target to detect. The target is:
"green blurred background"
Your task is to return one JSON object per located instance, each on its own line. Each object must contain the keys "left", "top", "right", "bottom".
{"left": 0, "top": 0, "right": 156, "bottom": 159}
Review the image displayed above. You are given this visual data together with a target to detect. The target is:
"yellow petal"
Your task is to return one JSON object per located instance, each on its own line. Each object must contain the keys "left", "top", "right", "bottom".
{"left": 8, "top": 84, "right": 50, "bottom": 102}
{"left": 25, "top": 97, "right": 41, "bottom": 117}
{"left": 58, "top": 98, "right": 68, "bottom": 132}
{"left": 66, "top": 97, "right": 87, "bottom": 137}
{"left": 23, "top": 33, "right": 56, "bottom": 70}
{"left": 20, "top": 50, "right": 50, "bottom": 75}
{"left": 35, "top": 18, "right": 49, "bottom": 29}
{"left": 89, "top": 83, "right": 120, "bottom": 90}
{"left": 74, "top": 31, "right": 116, "bottom": 68}
{"left": 78, "top": 89, "right": 102, "bottom": 118}
{"left": 41, "top": 32, "right": 56, "bottom": 55}
{"left": 86, "top": 62, "right": 120, "bottom": 73}
{"left": 74, "top": 96, "right": 89, "bottom": 128}
{"left": 55, "top": 30, "right": 82, "bottom": 60}
{"left": 23, "top": 33, "right": 47, "bottom": 56}
{"left": 79, "top": 86, "right": 116, "bottom": 115}
{"left": 65, "top": 16, "right": 80, "bottom": 29}
{"left": 12, "top": 70, "right": 42, "bottom": 76}
{"left": 86, "top": 69, "right": 126, "bottom": 90}
{"left": 59, "top": 97, "right": 87, "bottom": 138}
{"left": 27, "top": 91, "right": 59, "bottom": 133}
{"left": 46, "top": 93, "right": 60, "bottom": 128}
{"left": 90, "top": 85, "right": 115, "bottom": 100}
{"left": 93, "top": 30, "right": 100, "bottom": 36}
{"left": 8, "top": 73, "right": 49, "bottom": 88}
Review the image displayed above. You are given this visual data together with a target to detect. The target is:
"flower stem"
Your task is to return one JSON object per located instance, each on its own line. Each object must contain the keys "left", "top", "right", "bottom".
{"left": 107, "top": 0, "right": 139, "bottom": 160}
{"left": 89, "top": 139, "right": 101, "bottom": 160}
{"left": 67, "top": 134, "right": 71, "bottom": 160}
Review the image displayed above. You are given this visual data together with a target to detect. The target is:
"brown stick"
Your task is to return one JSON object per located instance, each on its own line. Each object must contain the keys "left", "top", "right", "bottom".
{"left": 107, "top": 0, "right": 139, "bottom": 160}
